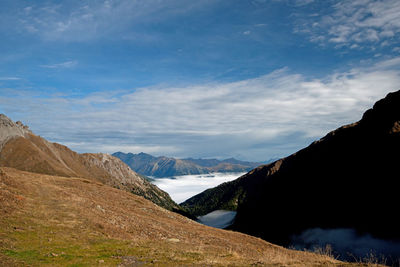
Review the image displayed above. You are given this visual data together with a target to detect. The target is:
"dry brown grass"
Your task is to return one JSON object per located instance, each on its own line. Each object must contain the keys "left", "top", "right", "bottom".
{"left": 0, "top": 134, "right": 180, "bottom": 211}
{"left": 0, "top": 167, "right": 378, "bottom": 266}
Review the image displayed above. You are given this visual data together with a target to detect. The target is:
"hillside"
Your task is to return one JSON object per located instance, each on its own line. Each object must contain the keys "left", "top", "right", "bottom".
{"left": 0, "top": 167, "right": 360, "bottom": 266}
{"left": 0, "top": 115, "right": 179, "bottom": 211}
{"left": 113, "top": 152, "right": 261, "bottom": 177}
{"left": 182, "top": 90, "right": 400, "bottom": 250}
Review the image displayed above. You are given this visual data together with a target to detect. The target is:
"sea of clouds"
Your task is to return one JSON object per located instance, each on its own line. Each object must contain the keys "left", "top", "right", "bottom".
{"left": 152, "top": 172, "right": 245, "bottom": 203}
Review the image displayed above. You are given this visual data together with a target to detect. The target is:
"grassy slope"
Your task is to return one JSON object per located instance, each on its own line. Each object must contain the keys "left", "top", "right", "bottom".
{"left": 0, "top": 134, "right": 180, "bottom": 212}
{"left": 0, "top": 167, "right": 364, "bottom": 267}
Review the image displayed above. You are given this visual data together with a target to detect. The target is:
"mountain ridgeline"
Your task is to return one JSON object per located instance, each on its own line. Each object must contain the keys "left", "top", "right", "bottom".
{"left": 112, "top": 152, "right": 262, "bottom": 177}
{"left": 182, "top": 90, "right": 400, "bottom": 247}
{"left": 0, "top": 114, "right": 180, "bottom": 211}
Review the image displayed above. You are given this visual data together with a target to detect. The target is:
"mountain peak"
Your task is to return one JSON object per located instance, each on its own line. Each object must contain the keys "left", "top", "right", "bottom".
{"left": 0, "top": 114, "right": 31, "bottom": 150}
{"left": 0, "top": 114, "right": 13, "bottom": 125}
{"left": 361, "top": 90, "right": 400, "bottom": 127}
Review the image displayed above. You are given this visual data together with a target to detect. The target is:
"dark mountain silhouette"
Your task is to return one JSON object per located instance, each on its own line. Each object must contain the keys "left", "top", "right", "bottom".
{"left": 112, "top": 152, "right": 261, "bottom": 177}
{"left": 0, "top": 114, "right": 180, "bottom": 211}
{"left": 182, "top": 90, "right": 400, "bottom": 248}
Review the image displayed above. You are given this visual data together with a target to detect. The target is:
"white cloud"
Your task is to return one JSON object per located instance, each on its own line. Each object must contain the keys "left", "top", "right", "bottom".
{"left": 1, "top": 57, "right": 400, "bottom": 161}
{"left": 40, "top": 60, "right": 78, "bottom": 69}
{"left": 272, "top": 0, "right": 314, "bottom": 6}
{"left": 305, "top": 0, "right": 400, "bottom": 48}
{"left": 0, "top": 77, "right": 21, "bottom": 81}
{"left": 153, "top": 172, "right": 245, "bottom": 203}
{"left": 66, "top": 143, "right": 179, "bottom": 156}
{"left": 294, "top": 0, "right": 315, "bottom": 6}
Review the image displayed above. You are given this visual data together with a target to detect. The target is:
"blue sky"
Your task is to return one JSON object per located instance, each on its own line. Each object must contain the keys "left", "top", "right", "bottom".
{"left": 1, "top": 0, "right": 400, "bottom": 161}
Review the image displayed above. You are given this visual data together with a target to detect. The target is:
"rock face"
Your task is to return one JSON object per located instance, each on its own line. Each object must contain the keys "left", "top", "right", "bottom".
{"left": 182, "top": 90, "right": 400, "bottom": 246}
{"left": 0, "top": 115, "right": 179, "bottom": 211}
{"left": 0, "top": 114, "right": 31, "bottom": 150}
{"left": 113, "top": 152, "right": 260, "bottom": 178}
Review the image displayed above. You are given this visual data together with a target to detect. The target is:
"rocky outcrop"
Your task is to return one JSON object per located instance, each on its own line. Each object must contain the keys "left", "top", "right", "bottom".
{"left": 0, "top": 115, "right": 180, "bottom": 211}
{"left": 0, "top": 114, "right": 31, "bottom": 151}
{"left": 182, "top": 90, "right": 400, "bottom": 247}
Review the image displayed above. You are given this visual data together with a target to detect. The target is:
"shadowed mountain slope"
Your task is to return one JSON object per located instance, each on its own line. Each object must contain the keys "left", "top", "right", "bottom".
{"left": 113, "top": 152, "right": 261, "bottom": 177}
{"left": 182, "top": 90, "right": 400, "bottom": 247}
{"left": 0, "top": 115, "right": 179, "bottom": 211}
{"left": 0, "top": 167, "right": 359, "bottom": 266}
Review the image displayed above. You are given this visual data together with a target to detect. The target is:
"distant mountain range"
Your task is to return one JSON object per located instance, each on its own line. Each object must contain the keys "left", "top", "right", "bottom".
{"left": 182, "top": 90, "right": 400, "bottom": 250}
{"left": 0, "top": 114, "right": 180, "bottom": 212}
{"left": 112, "top": 152, "right": 266, "bottom": 178}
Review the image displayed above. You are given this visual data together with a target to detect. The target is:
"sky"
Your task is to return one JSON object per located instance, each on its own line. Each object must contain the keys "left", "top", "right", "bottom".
{"left": 0, "top": 0, "right": 400, "bottom": 161}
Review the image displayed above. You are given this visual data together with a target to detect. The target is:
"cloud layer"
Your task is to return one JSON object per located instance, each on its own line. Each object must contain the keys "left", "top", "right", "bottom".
{"left": 1, "top": 57, "right": 399, "bottom": 161}
{"left": 1, "top": 1, "right": 400, "bottom": 161}
{"left": 153, "top": 172, "right": 245, "bottom": 203}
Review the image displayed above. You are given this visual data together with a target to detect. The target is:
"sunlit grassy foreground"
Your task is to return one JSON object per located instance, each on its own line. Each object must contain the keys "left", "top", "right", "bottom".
{"left": 0, "top": 167, "right": 379, "bottom": 266}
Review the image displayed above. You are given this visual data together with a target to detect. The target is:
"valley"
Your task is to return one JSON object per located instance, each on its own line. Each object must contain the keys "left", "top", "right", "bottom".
{"left": 2, "top": 1, "right": 399, "bottom": 265}
{"left": 0, "top": 167, "right": 348, "bottom": 266}
{"left": 152, "top": 172, "right": 245, "bottom": 203}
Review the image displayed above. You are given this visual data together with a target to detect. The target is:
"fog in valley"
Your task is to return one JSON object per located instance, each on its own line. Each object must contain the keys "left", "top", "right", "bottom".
{"left": 153, "top": 172, "right": 245, "bottom": 203}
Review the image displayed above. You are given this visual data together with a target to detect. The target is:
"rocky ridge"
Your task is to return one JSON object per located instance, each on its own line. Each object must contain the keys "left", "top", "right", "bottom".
{"left": 0, "top": 114, "right": 179, "bottom": 211}
{"left": 0, "top": 114, "right": 31, "bottom": 151}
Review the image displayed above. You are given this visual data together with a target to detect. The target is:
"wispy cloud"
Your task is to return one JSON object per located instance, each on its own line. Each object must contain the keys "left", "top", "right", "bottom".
{"left": 40, "top": 60, "right": 78, "bottom": 69}
{"left": 15, "top": 1, "right": 217, "bottom": 42}
{"left": 301, "top": 0, "right": 400, "bottom": 48}
{"left": 293, "top": 0, "right": 315, "bottom": 7}
{"left": 1, "top": 57, "right": 400, "bottom": 161}
{"left": 272, "top": 0, "right": 314, "bottom": 6}
{"left": 0, "top": 77, "right": 21, "bottom": 81}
